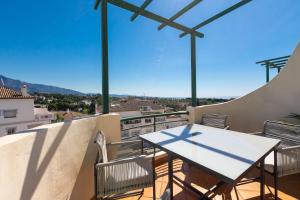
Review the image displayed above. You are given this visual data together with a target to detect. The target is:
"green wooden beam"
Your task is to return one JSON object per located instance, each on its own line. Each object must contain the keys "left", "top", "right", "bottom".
{"left": 101, "top": 0, "right": 109, "bottom": 114}
{"left": 256, "top": 55, "right": 290, "bottom": 64}
{"left": 94, "top": 0, "right": 102, "bottom": 10}
{"left": 266, "top": 63, "right": 270, "bottom": 83}
{"left": 130, "top": 0, "right": 153, "bottom": 21}
{"left": 108, "top": 0, "right": 204, "bottom": 38}
{"left": 158, "top": 0, "right": 203, "bottom": 31}
{"left": 191, "top": 34, "right": 197, "bottom": 107}
{"left": 277, "top": 68, "right": 281, "bottom": 73}
{"left": 179, "top": 0, "right": 252, "bottom": 38}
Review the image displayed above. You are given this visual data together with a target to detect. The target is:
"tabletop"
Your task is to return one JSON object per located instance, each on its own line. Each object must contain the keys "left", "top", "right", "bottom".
{"left": 140, "top": 124, "right": 280, "bottom": 184}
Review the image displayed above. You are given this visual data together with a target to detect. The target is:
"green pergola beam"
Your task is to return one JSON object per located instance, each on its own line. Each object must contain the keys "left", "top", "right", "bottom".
{"left": 179, "top": 0, "right": 252, "bottom": 38}
{"left": 270, "top": 64, "right": 285, "bottom": 69}
{"left": 108, "top": 0, "right": 204, "bottom": 38}
{"left": 256, "top": 55, "right": 290, "bottom": 64}
{"left": 157, "top": 0, "right": 203, "bottom": 31}
{"left": 101, "top": 0, "right": 109, "bottom": 114}
{"left": 130, "top": 0, "right": 153, "bottom": 21}
{"left": 191, "top": 34, "right": 197, "bottom": 107}
{"left": 262, "top": 61, "right": 287, "bottom": 67}
{"left": 266, "top": 64, "right": 270, "bottom": 83}
{"left": 94, "top": 0, "right": 102, "bottom": 10}
{"left": 256, "top": 55, "right": 290, "bottom": 83}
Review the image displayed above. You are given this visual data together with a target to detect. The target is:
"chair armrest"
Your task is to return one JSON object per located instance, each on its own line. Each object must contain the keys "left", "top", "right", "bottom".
{"left": 280, "top": 145, "right": 300, "bottom": 151}
{"left": 96, "top": 155, "right": 153, "bottom": 168}
{"left": 107, "top": 140, "right": 141, "bottom": 146}
{"left": 249, "top": 132, "right": 264, "bottom": 136}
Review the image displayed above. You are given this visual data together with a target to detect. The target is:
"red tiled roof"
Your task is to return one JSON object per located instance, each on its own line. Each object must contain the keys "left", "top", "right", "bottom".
{"left": 110, "top": 99, "right": 164, "bottom": 112}
{"left": 0, "top": 86, "right": 34, "bottom": 99}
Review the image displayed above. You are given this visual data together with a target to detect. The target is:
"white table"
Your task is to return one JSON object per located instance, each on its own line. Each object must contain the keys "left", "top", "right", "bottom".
{"left": 140, "top": 124, "right": 280, "bottom": 200}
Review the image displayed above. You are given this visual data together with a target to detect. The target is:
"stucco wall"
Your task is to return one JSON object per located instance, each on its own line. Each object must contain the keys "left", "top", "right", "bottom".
{"left": 0, "top": 113, "right": 120, "bottom": 200}
{"left": 0, "top": 99, "right": 36, "bottom": 136}
{"left": 0, "top": 99, "right": 35, "bottom": 124}
{"left": 188, "top": 43, "right": 300, "bottom": 132}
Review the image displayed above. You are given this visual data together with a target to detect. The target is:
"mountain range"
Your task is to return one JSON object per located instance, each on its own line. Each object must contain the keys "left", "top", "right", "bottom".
{"left": 0, "top": 75, "right": 85, "bottom": 95}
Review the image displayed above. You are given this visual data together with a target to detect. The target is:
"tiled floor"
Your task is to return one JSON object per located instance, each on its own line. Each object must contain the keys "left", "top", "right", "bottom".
{"left": 121, "top": 159, "right": 300, "bottom": 200}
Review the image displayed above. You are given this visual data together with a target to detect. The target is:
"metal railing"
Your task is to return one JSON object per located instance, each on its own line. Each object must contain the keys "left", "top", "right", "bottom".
{"left": 114, "top": 111, "right": 189, "bottom": 157}
{"left": 121, "top": 111, "right": 189, "bottom": 140}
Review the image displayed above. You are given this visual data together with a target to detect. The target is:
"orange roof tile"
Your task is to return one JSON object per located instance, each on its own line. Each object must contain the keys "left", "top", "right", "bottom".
{"left": 0, "top": 86, "right": 34, "bottom": 99}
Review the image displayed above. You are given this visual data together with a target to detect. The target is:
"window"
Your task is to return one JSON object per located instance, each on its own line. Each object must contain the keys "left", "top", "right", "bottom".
{"left": 145, "top": 118, "right": 152, "bottom": 123}
{"left": 3, "top": 109, "right": 17, "bottom": 118}
{"left": 6, "top": 127, "right": 16, "bottom": 135}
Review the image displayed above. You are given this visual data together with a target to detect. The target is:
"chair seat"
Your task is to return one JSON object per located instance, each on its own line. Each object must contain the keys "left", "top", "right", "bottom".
{"left": 104, "top": 160, "right": 152, "bottom": 192}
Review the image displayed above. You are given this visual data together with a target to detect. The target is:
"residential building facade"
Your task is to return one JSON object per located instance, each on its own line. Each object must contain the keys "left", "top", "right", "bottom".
{"left": 110, "top": 99, "right": 188, "bottom": 138}
{"left": 0, "top": 85, "right": 55, "bottom": 137}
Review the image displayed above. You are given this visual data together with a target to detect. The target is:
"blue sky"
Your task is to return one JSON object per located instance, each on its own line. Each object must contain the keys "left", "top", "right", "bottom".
{"left": 0, "top": 0, "right": 299, "bottom": 97}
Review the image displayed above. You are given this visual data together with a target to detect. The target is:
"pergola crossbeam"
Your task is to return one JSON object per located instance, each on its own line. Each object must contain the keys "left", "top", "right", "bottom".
{"left": 130, "top": 0, "right": 153, "bottom": 21}
{"left": 179, "top": 0, "right": 252, "bottom": 38}
{"left": 95, "top": 0, "right": 252, "bottom": 113}
{"left": 256, "top": 55, "right": 290, "bottom": 64}
{"left": 108, "top": 0, "right": 204, "bottom": 38}
{"left": 94, "top": 0, "right": 102, "bottom": 10}
{"left": 158, "top": 0, "right": 203, "bottom": 31}
{"left": 256, "top": 55, "right": 290, "bottom": 83}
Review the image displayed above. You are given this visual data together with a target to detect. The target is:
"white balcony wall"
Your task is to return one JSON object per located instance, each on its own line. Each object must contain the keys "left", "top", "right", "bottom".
{"left": 0, "top": 113, "right": 121, "bottom": 200}
{"left": 188, "top": 42, "right": 300, "bottom": 132}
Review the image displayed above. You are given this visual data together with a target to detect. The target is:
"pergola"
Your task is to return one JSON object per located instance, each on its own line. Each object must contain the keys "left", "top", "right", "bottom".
{"left": 256, "top": 55, "right": 290, "bottom": 83}
{"left": 94, "top": 0, "right": 252, "bottom": 114}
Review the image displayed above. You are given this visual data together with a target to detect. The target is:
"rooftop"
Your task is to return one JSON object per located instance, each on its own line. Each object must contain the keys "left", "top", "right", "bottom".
{"left": 110, "top": 99, "right": 164, "bottom": 112}
{"left": 0, "top": 86, "right": 34, "bottom": 99}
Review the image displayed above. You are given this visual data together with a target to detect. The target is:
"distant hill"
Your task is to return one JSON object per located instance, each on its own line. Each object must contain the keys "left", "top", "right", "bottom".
{"left": 0, "top": 75, "right": 85, "bottom": 96}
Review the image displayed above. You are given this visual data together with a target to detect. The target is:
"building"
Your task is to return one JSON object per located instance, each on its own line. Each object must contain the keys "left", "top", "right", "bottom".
{"left": 110, "top": 99, "right": 188, "bottom": 138}
{"left": 0, "top": 85, "right": 55, "bottom": 137}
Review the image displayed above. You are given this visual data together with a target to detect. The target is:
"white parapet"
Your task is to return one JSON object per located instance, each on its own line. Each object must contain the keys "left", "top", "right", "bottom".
{"left": 0, "top": 113, "right": 121, "bottom": 200}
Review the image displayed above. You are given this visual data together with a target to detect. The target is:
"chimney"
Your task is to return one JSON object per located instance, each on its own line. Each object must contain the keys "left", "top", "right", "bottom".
{"left": 21, "top": 85, "right": 28, "bottom": 96}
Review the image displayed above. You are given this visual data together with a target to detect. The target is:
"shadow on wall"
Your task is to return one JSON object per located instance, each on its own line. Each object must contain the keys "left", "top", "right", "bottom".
{"left": 69, "top": 132, "right": 98, "bottom": 200}
{"left": 20, "top": 122, "right": 71, "bottom": 200}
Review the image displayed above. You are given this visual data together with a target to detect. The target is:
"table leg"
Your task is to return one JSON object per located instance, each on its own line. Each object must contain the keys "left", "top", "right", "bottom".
{"left": 274, "top": 149, "right": 278, "bottom": 200}
{"left": 168, "top": 155, "right": 173, "bottom": 200}
{"left": 260, "top": 158, "right": 265, "bottom": 200}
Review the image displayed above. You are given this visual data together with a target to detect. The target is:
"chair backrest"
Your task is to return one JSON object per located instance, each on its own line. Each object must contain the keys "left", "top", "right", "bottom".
{"left": 263, "top": 121, "right": 300, "bottom": 144}
{"left": 95, "top": 131, "right": 108, "bottom": 163}
{"left": 201, "top": 113, "right": 228, "bottom": 129}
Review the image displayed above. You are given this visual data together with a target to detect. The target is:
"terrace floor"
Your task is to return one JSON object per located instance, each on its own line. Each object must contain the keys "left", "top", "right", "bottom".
{"left": 121, "top": 159, "right": 300, "bottom": 200}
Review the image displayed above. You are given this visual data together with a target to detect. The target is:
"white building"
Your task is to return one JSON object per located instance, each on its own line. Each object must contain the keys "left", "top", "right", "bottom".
{"left": 110, "top": 99, "right": 188, "bottom": 138}
{"left": 0, "top": 85, "right": 55, "bottom": 137}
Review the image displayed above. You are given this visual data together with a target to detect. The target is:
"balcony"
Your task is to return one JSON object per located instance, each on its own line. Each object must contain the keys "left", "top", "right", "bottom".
{"left": 1, "top": 101, "right": 300, "bottom": 199}
{"left": 0, "top": 43, "right": 300, "bottom": 199}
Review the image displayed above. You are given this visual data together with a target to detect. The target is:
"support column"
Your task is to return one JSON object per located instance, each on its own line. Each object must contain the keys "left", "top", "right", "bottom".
{"left": 191, "top": 34, "right": 197, "bottom": 107}
{"left": 101, "top": 0, "right": 109, "bottom": 114}
{"left": 266, "top": 63, "right": 270, "bottom": 83}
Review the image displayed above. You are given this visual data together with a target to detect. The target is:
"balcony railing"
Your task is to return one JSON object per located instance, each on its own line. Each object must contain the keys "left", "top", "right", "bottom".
{"left": 121, "top": 111, "right": 189, "bottom": 140}
{"left": 112, "top": 111, "right": 189, "bottom": 158}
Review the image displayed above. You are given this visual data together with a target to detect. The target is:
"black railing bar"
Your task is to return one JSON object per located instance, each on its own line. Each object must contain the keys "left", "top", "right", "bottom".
{"left": 121, "top": 119, "right": 189, "bottom": 131}
{"left": 121, "top": 111, "right": 188, "bottom": 121}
